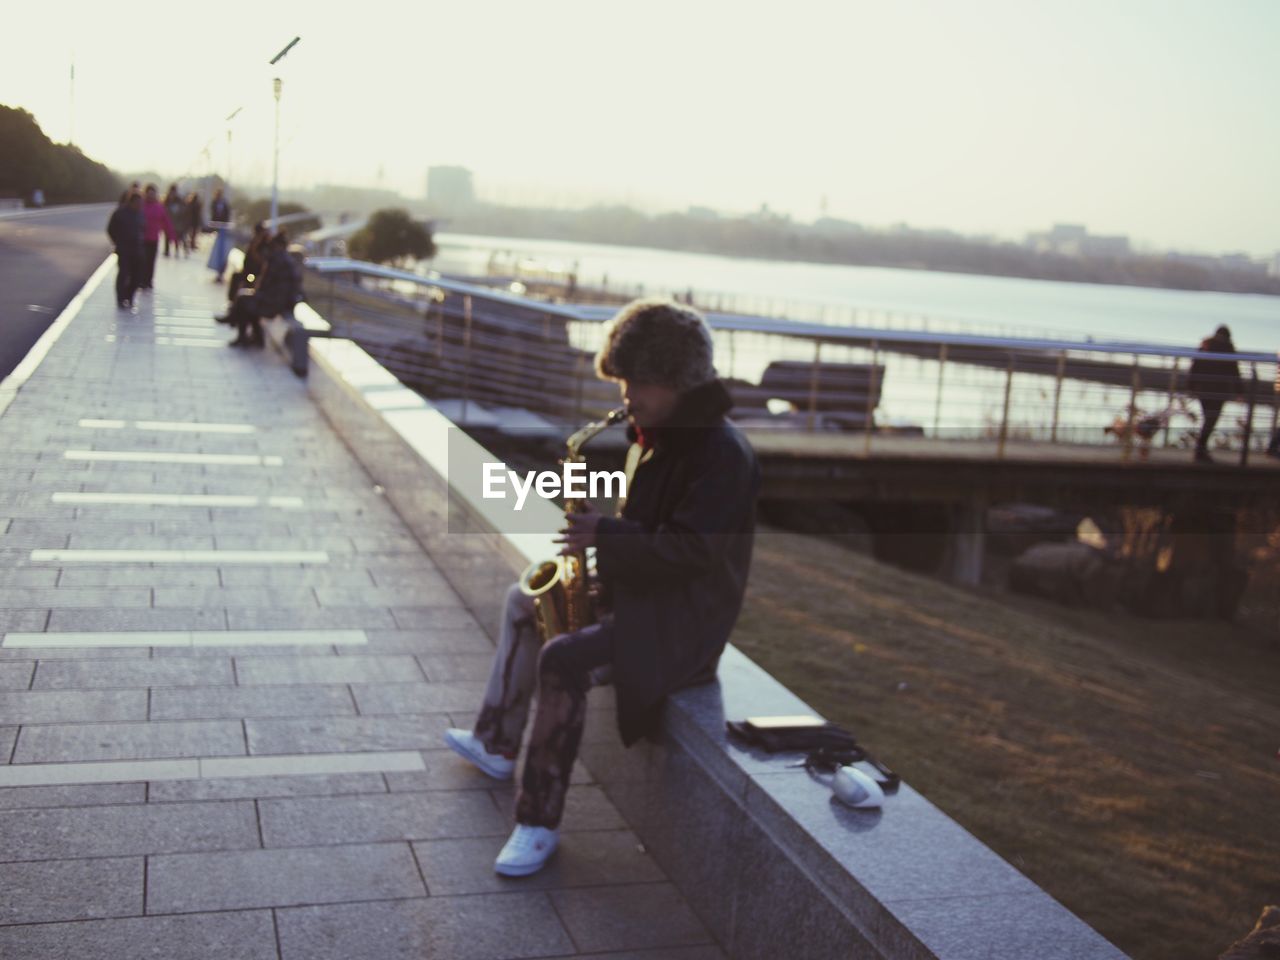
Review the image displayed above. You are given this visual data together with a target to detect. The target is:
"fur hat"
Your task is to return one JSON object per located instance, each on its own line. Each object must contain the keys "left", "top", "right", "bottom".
{"left": 595, "top": 298, "right": 716, "bottom": 391}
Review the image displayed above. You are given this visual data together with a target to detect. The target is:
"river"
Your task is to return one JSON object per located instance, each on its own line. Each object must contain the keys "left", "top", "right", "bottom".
{"left": 435, "top": 232, "right": 1279, "bottom": 353}
{"left": 425, "top": 232, "right": 1278, "bottom": 444}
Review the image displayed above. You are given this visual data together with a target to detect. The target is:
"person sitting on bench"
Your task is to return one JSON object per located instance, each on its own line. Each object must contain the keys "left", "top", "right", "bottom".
{"left": 223, "top": 230, "right": 303, "bottom": 348}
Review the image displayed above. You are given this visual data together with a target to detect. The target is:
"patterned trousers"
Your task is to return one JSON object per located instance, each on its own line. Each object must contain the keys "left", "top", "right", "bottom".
{"left": 474, "top": 583, "right": 613, "bottom": 829}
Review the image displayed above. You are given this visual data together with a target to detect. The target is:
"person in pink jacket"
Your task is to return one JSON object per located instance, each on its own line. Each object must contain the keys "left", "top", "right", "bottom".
{"left": 139, "top": 183, "right": 178, "bottom": 290}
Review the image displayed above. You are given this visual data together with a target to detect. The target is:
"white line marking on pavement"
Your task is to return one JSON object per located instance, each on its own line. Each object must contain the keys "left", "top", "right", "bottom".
{"left": 2, "top": 630, "right": 367, "bottom": 649}
{"left": 120, "top": 324, "right": 219, "bottom": 333}
{"left": 102, "top": 336, "right": 226, "bottom": 348}
{"left": 161, "top": 336, "right": 227, "bottom": 346}
{"left": 115, "top": 320, "right": 213, "bottom": 329}
{"left": 64, "top": 450, "right": 283, "bottom": 466}
{"left": 199, "top": 752, "right": 426, "bottom": 779}
{"left": 0, "top": 751, "right": 425, "bottom": 788}
{"left": 160, "top": 337, "right": 227, "bottom": 347}
{"left": 29, "top": 549, "right": 330, "bottom": 564}
{"left": 135, "top": 420, "right": 257, "bottom": 434}
{"left": 0, "top": 759, "right": 199, "bottom": 787}
{"left": 77, "top": 420, "right": 257, "bottom": 434}
{"left": 52, "top": 492, "right": 303, "bottom": 508}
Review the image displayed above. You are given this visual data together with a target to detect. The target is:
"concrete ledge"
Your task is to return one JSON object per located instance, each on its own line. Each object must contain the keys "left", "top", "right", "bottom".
{"left": 303, "top": 334, "right": 1128, "bottom": 960}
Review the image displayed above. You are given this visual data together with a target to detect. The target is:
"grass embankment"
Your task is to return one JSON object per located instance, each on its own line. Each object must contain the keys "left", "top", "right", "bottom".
{"left": 734, "top": 529, "right": 1279, "bottom": 960}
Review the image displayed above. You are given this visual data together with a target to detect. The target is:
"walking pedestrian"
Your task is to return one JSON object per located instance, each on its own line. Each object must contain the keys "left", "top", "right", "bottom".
{"left": 1266, "top": 356, "right": 1280, "bottom": 460}
{"left": 139, "top": 184, "right": 177, "bottom": 290}
{"left": 106, "top": 191, "right": 144, "bottom": 308}
{"left": 163, "top": 184, "right": 186, "bottom": 256}
{"left": 186, "top": 192, "right": 203, "bottom": 252}
{"left": 1188, "top": 325, "right": 1243, "bottom": 464}
{"left": 209, "top": 188, "right": 230, "bottom": 225}
{"left": 207, "top": 188, "right": 233, "bottom": 282}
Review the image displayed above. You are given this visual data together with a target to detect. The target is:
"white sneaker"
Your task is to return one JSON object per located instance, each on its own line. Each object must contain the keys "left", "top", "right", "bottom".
{"left": 444, "top": 728, "right": 515, "bottom": 781}
{"left": 494, "top": 824, "right": 559, "bottom": 877}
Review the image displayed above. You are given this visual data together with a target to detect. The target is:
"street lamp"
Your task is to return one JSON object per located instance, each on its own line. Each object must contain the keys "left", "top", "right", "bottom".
{"left": 225, "top": 106, "right": 242, "bottom": 195}
{"left": 271, "top": 78, "right": 283, "bottom": 230}
{"left": 268, "top": 37, "right": 301, "bottom": 231}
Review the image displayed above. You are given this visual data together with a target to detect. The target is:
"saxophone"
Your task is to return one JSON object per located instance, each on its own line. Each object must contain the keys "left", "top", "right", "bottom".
{"left": 519, "top": 407, "right": 628, "bottom": 642}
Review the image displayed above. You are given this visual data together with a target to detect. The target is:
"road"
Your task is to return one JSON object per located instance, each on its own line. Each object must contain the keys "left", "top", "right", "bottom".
{"left": 0, "top": 204, "right": 114, "bottom": 380}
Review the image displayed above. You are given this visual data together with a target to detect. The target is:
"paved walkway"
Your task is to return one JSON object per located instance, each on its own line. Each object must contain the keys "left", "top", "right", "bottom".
{"left": 0, "top": 253, "right": 721, "bottom": 959}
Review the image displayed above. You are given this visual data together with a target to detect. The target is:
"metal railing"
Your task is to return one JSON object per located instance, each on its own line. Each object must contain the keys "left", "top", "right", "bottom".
{"left": 304, "top": 257, "right": 1280, "bottom": 464}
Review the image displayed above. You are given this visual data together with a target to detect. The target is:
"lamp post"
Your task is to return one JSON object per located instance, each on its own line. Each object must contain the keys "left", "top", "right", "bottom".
{"left": 267, "top": 36, "right": 301, "bottom": 232}
{"left": 271, "top": 77, "right": 282, "bottom": 230}
{"left": 225, "top": 106, "right": 242, "bottom": 195}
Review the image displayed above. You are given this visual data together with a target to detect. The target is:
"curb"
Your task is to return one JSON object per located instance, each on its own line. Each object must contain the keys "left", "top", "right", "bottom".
{"left": 0, "top": 203, "right": 115, "bottom": 222}
{"left": 0, "top": 253, "right": 115, "bottom": 419}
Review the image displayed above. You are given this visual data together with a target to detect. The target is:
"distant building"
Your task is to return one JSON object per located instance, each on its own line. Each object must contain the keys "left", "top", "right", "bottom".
{"left": 813, "top": 216, "right": 865, "bottom": 234}
{"left": 1270, "top": 253, "right": 1280, "bottom": 278}
{"left": 1218, "top": 253, "right": 1267, "bottom": 276}
{"left": 1026, "top": 223, "right": 1130, "bottom": 258}
{"left": 744, "top": 202, "right": 789, "bottom": 224}
{"left": 887, "top": 222, "right": 963, "bottom": 241}
{"left": 1080, "top": 234, "right": 1131, "bottom": 258}
{"left": 1164, "top": 251, "right": 1220, "bottom": 271}
{"left": 1164, "top": 250, "right": 1266, "bottom": 275}
{"left": 302, "top": 183, "right": 401, "bottom": 215}
{"left": 686, "top": 205, "right": 721, "bottom": 221}
{"left": 426, "top": 166, "right": 475, "bottom": 208}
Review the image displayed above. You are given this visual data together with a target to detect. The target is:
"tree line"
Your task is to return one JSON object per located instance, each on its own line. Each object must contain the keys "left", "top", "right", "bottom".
{"left": 0, "top": 105, "right": 121, "bottom": 204}
{"left": 443, "top": 202, "right": 1280, "bottom": 297}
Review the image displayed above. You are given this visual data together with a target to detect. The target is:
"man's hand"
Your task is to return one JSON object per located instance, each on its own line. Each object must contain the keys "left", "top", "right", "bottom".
{"left": 554, "top": 505, "right": 602, "bottom": 556}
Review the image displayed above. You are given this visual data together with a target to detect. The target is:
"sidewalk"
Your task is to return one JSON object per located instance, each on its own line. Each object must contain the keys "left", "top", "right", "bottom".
{"left": 0, "top": 252, "right": 720, "bottom": 959}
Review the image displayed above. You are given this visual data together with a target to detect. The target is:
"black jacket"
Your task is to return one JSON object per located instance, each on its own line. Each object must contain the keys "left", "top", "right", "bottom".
{"left": 254, "top": 248, "right": 304, "bottom": 317}
{"left": 595, "top": 379, "right": 760, "bottom": 745}
{"left": 1188, "top": 332, "right": 1242, "bottom": 400}
{"left": 106, "top": 206, "right": 143, "bottom": 256}
{"left": 240, "top": 239, "right": 267, "bottom": 281}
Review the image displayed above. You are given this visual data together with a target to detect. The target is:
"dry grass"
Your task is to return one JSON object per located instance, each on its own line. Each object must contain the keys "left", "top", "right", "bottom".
{"left": 733, "top": 528, "right": 1280, "bottom": 960}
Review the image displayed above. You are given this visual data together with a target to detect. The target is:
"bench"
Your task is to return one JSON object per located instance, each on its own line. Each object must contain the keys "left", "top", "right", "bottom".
{"left": 730, "top": 360, "right": 885, "bottom": 431}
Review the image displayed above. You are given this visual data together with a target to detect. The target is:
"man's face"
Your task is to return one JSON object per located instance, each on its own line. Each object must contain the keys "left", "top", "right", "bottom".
{"left": 620, "top": 380, "right": 680, "bottom": 429}
{"left": 145, "top": 187, "right": 157, "bottom": 202}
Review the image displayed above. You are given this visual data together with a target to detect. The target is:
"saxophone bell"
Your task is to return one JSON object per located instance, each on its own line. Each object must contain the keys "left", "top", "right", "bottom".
{"left": 519, "top": 407, "right": 627, "bottom": 643}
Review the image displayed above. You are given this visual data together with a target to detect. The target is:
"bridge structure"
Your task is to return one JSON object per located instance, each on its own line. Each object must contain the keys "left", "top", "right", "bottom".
{"left": 303, "top": 258, "right": 1280, "bottom": 587}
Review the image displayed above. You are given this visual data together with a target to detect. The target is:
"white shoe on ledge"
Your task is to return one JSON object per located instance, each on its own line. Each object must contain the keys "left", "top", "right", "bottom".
{"left": 494, "top": 823, "right": 559, "bottom": 877}
{"left": 443, "top": 728, "right": 515, "bottom": 780}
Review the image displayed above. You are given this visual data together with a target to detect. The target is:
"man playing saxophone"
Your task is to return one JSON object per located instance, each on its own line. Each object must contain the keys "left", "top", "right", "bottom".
{"left": 445, "top": 297, "right": 761, "bottom": 877}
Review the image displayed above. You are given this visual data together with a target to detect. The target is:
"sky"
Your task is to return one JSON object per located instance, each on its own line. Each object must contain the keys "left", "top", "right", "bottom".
{"left": 3, "top": 0, "right": 1278, "bottom": 257}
